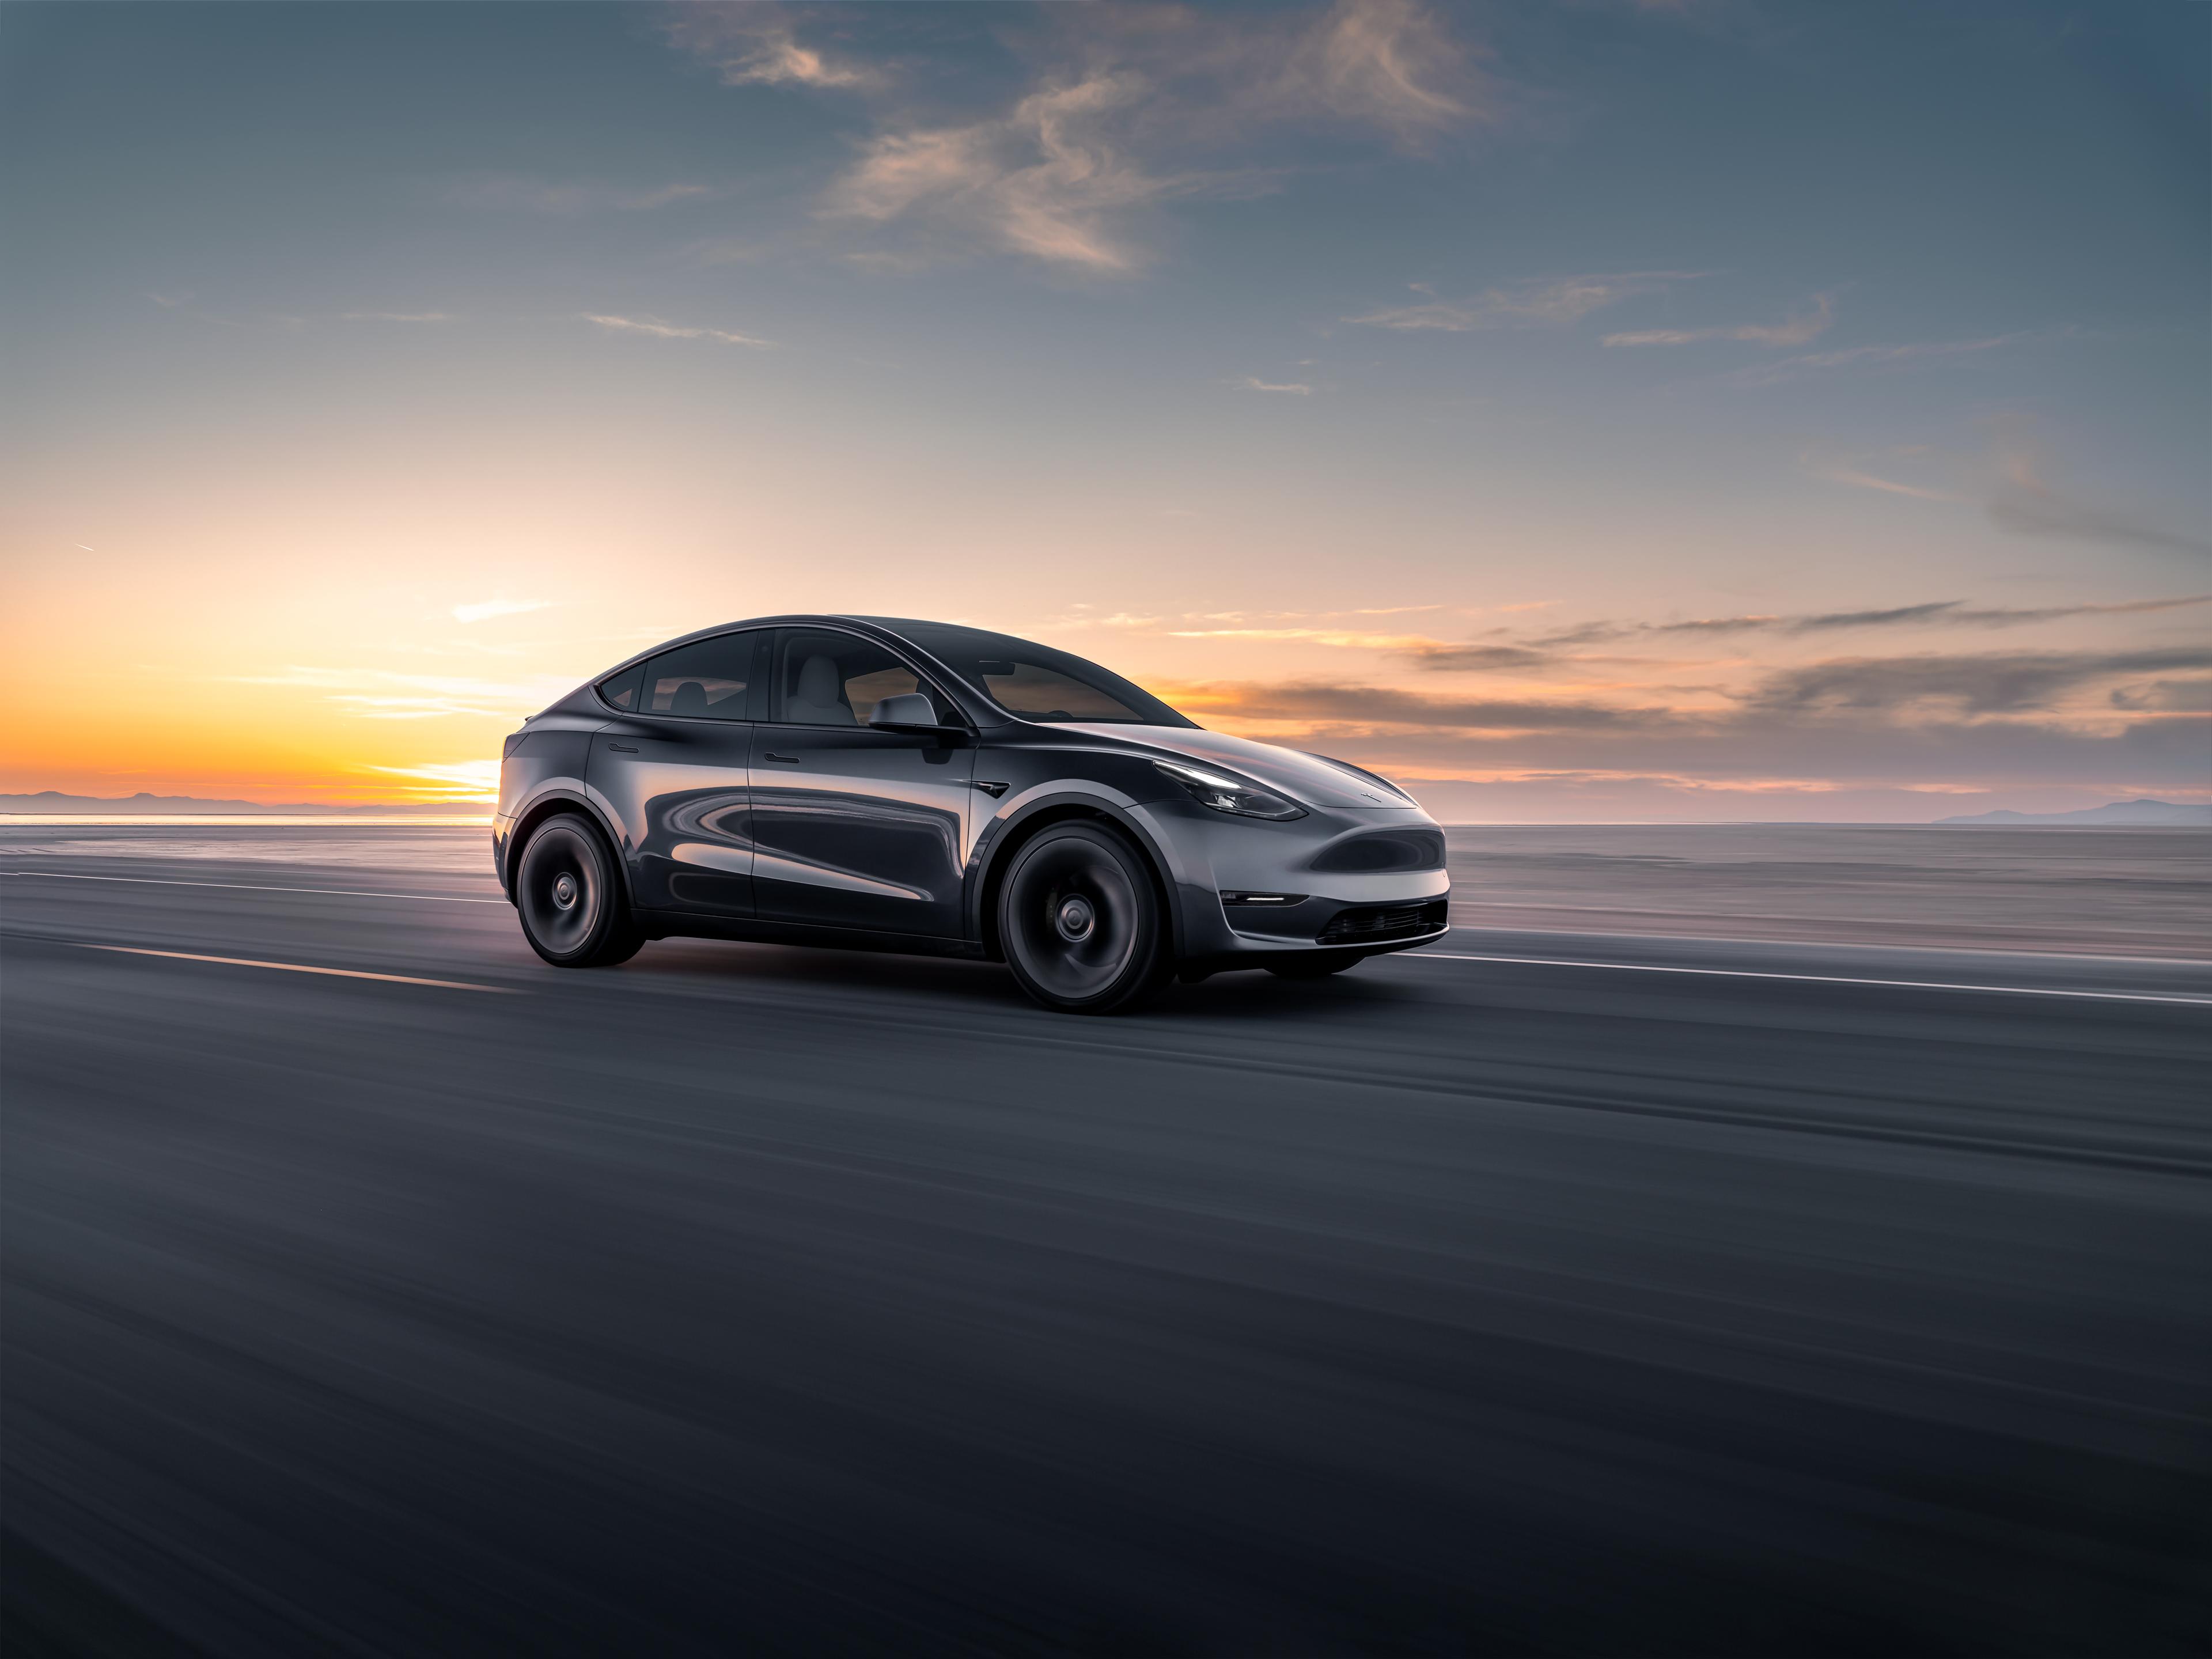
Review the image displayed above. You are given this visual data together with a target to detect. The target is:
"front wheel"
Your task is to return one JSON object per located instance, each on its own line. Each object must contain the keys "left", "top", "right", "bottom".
{"left": 999, "top": 822, "right": 1172, "bottom": 1014}
{"left": 514, "top": 814, "right": 643, "bottom": 967}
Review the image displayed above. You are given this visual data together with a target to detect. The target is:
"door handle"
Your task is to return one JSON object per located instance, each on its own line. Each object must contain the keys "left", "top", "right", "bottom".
{"left": 607, "top": 743, "right": 638, "bottom": 753}
{"left": 762, "top": 752, "right": 800, "bottom": 763}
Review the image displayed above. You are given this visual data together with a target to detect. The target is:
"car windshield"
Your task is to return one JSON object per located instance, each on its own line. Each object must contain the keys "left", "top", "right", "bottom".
{"left": 866, "top": 620, "right": 1196, "bottom": 727}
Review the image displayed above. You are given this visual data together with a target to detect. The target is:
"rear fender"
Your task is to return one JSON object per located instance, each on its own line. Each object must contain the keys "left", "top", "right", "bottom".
{"left": 503, "top": 785, "right": 635, "bottom": 908}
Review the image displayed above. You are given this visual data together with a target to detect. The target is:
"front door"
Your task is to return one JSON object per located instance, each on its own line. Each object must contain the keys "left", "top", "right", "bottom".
{"left": 750, "top": 627, "right": 974, "bottom": 938}
{"left": 589, "top": 630, "right": 762, "bottom": 917}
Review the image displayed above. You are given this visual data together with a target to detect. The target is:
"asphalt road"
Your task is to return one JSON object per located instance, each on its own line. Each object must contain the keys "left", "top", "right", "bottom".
{"left": 3, "top": 832, "right": 2208, "bottom": 1655}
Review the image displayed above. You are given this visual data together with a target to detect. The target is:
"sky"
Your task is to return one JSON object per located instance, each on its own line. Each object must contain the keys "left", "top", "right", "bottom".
{"left": 2, "top": 0, "right": 2206, "bottom": 820}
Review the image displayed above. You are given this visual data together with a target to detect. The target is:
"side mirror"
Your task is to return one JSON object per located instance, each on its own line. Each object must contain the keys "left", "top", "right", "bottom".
{"left": 869, "top": 692, "right": 939, "bottom": 729}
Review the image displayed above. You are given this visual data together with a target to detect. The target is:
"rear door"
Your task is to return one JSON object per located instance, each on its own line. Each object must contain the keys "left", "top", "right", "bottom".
{"left": 749, "top": 627, "right": 975, "bottom": 939}
{"left": 588, "top": 631, "right": 762, "bottom": 918}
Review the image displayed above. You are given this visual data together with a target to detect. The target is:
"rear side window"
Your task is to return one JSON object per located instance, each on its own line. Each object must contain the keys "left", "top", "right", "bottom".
{"left": 597, "top": 664, "right": 644, "bottom": 711}
{"left": 643, "top": 632, "right": 758, "bottom": 721}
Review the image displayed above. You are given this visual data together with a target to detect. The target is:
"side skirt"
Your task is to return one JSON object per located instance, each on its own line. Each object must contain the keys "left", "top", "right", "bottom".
{"left": 634, "top": 909, "right": 989, "bottom": 961}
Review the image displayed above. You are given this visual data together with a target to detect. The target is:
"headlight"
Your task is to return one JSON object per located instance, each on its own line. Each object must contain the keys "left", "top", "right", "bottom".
{"left": 1153, "top": 758, "right": 1306, "bottom": 820}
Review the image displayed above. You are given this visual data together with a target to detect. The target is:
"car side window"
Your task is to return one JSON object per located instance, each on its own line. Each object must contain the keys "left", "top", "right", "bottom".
{"left": 642, "top": 632, "right": 757, "bottom": 721}
{"left": 773, "top": 630, "right": 954, "bottom": 727}
{"left": 597, "top": 664, "right": 645, "bottom": 711}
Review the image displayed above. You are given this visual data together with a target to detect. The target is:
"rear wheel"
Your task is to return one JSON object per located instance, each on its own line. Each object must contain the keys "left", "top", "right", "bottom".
{"left": 999, "top": 822, "right": 1172, "bottom": 1014}
{"left": 514, "top": 814, "right": 643, "bottom": 967}
{"left": 1266, "top": 954, "right": 1362, "bottom": 979}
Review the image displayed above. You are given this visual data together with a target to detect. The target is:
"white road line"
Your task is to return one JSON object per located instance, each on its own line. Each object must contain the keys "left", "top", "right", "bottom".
{"left": 73, "top": 944, "right": 519, "bottom": 994}
{"left": 3, "top": 870, "right": 505, "bottom": 904}
{"left": 1399, "top": 951, "right": 2212, "bottom": 1006}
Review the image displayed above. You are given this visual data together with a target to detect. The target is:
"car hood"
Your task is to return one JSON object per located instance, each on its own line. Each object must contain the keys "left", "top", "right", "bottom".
{"left": 1058, "top": 724, "right": 1424, "bottom": 812}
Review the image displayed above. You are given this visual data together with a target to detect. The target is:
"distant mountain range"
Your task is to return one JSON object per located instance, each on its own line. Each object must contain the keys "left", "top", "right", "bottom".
{"left": 1936, "top": 798, "right": 2211, "bottom": 827}
{"left": 1, "top": 790, "right": 483, "bottom": 816}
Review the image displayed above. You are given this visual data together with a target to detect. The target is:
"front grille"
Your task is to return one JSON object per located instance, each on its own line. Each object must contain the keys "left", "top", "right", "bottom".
{"left": 1317, "top": 899, "right": 1449, "bottom": 945}
{"left": 1309, "top": 829, "right": 1447, "bottom": 874}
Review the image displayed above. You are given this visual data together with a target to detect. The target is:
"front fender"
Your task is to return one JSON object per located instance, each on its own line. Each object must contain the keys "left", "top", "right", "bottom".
{"left": 965, "top": 783, "right": 1198, "bottom": 960}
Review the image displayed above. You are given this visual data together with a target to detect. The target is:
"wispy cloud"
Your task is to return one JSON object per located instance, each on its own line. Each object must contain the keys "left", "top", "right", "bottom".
{"left": 450, "top": 177, "right": 717, "bottom": 214}
{"left": 1291, "top": 0, "right": 1490, "bottom": 144}
{"left": 1167, "top": 680, "right": 1668, "bottom": 731}
{"left": 582, "top": 313, "right": 771, "bottom": 347}
{"left": 368, "top": 760, "right": 503, "bottom": 800}
{"left": 814, "top": 0, "right": 1495, "bottom": 272}
{"left": 1819, "top": 467, "right": 1960, "bottom": 501}
{"left": 664, "top": 6, "right": 885, "bottom": 90}
{"left": 824, "top": 74, "right": 1225, "bottom": 272}
{"left": 1803, "top": 448, "right": 1963, "bottom": 501}
{"left": 1989, "top": 453, "right": 2211, "bottom": 556}
{"left": 1749, "top": 647, "right": 2212, "bottom": 716}
{"left": 451, "top": 598, "right": 552, "bottom": 624}
{"left": 1169, "top": 627, "right": 1446, "bottom": 649}
{"left": 1146, "top": 662, "right": 2211, "bottom": 800}
{"left": 1404, "top": 594, "right": 2212, "bottom": 667}
{"left": 1603, "top": 291, "right": 1834, "bottom": 347}
{"left": 222, "top": 666, "right": 575, "bottom": 719}
{"left": 1240, "top": 376, "right": 1313, "bottom": 395}
{"left": 1729, "top": 332, "right": 2029, "bottom": 387}
{"left": 1349, "top": 271, "right": 1698, "bottom": 332}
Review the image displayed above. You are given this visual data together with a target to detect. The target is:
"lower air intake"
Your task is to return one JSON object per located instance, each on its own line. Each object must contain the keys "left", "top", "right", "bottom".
{"left": 1316, "top": 899, "right": 1449, "bottom": 945}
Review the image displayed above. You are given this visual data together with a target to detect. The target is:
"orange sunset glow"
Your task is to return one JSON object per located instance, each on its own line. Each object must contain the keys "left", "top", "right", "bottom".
{"left": 4, "top": 1, "right": 2205, "bottom": 820}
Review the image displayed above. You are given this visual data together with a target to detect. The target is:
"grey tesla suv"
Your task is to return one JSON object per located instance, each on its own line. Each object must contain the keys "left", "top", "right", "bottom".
{"left": 494, "top": 616, "right": 1450, "bottom": 1012}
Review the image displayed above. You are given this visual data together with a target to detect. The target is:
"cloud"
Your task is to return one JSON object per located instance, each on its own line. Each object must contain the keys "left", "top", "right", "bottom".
{"left": 815, "top": 0, "right": 1495, "bottom": 272}
{"left": 1165, "top": 680, "right": 1668, "bottom": 730}
{"left": 1169, "top": 627, "right": 1449, "bottom": 650}
{"left": 1240, "top": 376, "right": 1313, "bottom": 395}
{"left": 222, "top": 666, "right": 577, "bottom": 719}
{"left": 342, "top": 311, "right": 454, "bottom": 324}
{"left": 582, "top": 313, "right": 771, "bottom": 347}
{"left": 1146, "top": 669, "right": 2210, "bottom": 800}
{"left": 1815, "top": 466, "right": 1960, "bottom": 502}
{"left": 1406, "top": 594, "right": 2212, "bottom": 666}
{"left": 449, "top": 177, "right": 717, "bottom": 214}
{"left": 1803, "top": 449, "right": 1963, "bottom": 501}
{"left": 1729, "top": 332, "right": 2031, "bottom": 387}
{"left": 1988, "top": 453, "right": 2211, "bottom": 556}
{"left": 1748, "top": 647, "right": 2212, "bottom": 716}
{"left": 368, "top": 760, "right": 503, "bottom": 800}
{"left": 1349, "top": 271, "right": 1698, "bottom": 332}
{"left": 823, "top": 73, "right": 1220, "bottom": 272}
{"left": 664, "top": 6, "right": 884, "bottom": 90}
{"left": 2111, "top": 679, "right": 2212, "bottom": 714}
{"left": 451, "top": 598, "right": 552, "bottom": 624}
{"left": 1603, "top": 291, "right": 1834, "bottom": 347}
{"left": 1294, "top": 0, "right": 1486, "bottom": 144}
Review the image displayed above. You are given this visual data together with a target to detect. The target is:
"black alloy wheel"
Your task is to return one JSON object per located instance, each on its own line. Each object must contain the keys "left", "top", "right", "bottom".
{"left": 1265, "top": 953, "right": 1363, "bottom": 979}
{"left": 515, "top": 815, "right": 643, "bottom": 967}
{"left": 999, "top": 821, "right": 1171, "bottom": 1014}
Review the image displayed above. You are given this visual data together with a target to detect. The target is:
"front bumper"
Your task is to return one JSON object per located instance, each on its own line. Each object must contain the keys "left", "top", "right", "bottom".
{"left": 1139, "top": 799, "right": 1452, "bottom": 968}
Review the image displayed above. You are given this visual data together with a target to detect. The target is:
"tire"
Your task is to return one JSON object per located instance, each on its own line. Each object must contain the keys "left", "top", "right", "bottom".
{"left": 1266, "top": 954, "right": 1362, "bottom": 980}
{"left": 998, "top": 821, "right": 1173, "bottom": 1014}
{"left": 514, "top": 814, "right": 644, "bottom": 968}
